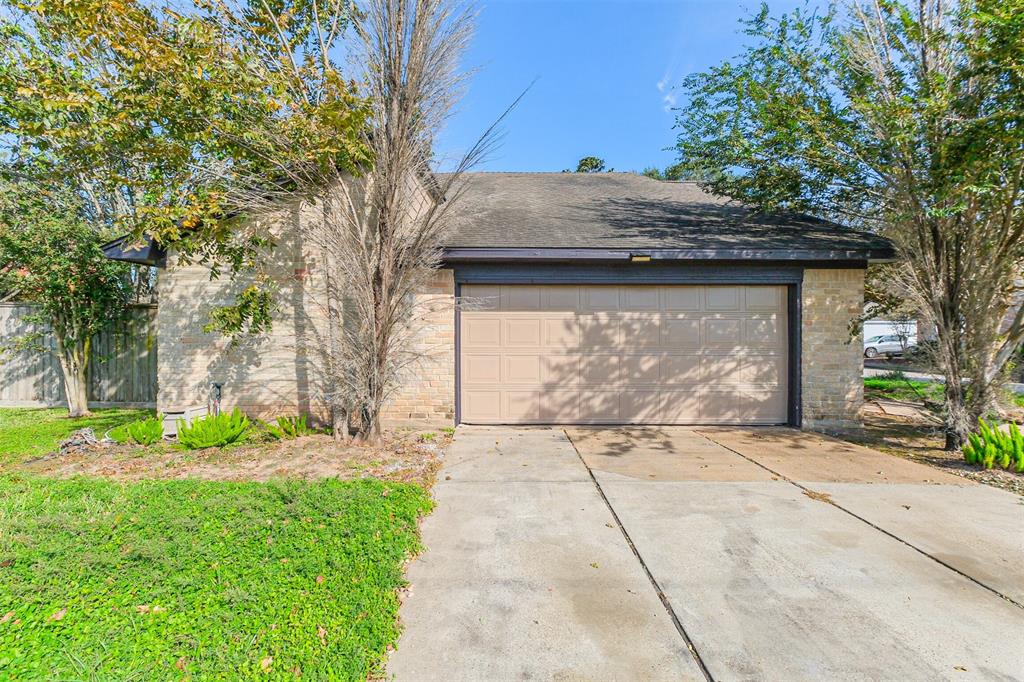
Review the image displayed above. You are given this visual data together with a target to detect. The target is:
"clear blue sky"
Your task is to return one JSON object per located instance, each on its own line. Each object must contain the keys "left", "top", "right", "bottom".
{"left": 437, "top": 0, "right": 806, "bottom": 173}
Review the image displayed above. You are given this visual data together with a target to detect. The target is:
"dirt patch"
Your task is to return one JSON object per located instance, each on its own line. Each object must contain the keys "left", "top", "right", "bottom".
{"left": 838, "top": 412, "right": 1024, "bottom": 496}
{"left": 21, "top": 429, "right": 452, "bottom": 488}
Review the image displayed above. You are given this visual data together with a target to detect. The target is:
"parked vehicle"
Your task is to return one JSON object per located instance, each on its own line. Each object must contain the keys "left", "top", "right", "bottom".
{"left": 864, "top": 334, "right": 916, "bottom": 358}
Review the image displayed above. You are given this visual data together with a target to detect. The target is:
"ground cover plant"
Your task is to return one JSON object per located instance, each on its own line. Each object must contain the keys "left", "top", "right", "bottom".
{"left": 0, "top": 408, "right": 150, "bottom": 465}
{"left": 109, "top": 415, "right": 165, "bottom": 446}
{"left": 265, "top": 415, "right": 313, "bottom": 440}
{"left": 0, "top": 474, "right": 432, "bottom": 679}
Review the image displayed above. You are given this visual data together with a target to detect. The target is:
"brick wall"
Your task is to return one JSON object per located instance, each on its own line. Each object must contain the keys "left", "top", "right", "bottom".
{"left": 380, "top": 269, "right": 456, "bottom": 427}
{"left": 801, "top": 268, "right": 865, "bottom": 431}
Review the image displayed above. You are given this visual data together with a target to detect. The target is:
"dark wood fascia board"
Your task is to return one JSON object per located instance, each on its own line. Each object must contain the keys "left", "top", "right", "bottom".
{"left": 442, "top": 246, "right": 894, "bottom": 264}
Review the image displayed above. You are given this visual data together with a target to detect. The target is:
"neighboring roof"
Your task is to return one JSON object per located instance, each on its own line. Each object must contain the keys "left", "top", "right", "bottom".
{"left": 443, "top": 173, "right": 895, "bottom": 262}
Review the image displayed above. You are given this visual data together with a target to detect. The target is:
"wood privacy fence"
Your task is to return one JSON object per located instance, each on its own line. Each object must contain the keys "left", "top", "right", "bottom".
{"left": 0, "top": 304, "right": 157, "bottom": 407}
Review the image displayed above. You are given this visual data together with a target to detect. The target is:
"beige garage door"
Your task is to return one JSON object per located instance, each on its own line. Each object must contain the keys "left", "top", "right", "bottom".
{"left": 459, "top": 284, "right": 788, "bottom": 425}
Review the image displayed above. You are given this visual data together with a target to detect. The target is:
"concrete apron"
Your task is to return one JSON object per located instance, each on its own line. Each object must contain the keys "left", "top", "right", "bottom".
{"left": 387, "top": 427, "right": 706, "bottom": 681}
{"left": 391, "top": 425, "right": 1024, "bottom": 681}
{"left": 568, "top": 426, "right": 1024, "bottom": 681}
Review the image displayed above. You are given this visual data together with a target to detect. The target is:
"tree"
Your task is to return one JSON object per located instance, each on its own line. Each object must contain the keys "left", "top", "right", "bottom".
{"left": 672, "top": 0, "right": 1024, "bottom": 448}
{"left": 0, "top": 180, "right": 132, "bottom": 416}
{"left": 640, "top": 163, "right": 688, "bottom": 181}
{"left": 568, "top": 156, "right": 607, "bottom": 173}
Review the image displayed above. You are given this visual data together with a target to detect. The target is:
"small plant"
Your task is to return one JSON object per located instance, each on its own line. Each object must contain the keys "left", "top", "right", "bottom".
{"left": 176, "top": 409, "right": 249, "bottom": 450}
{"left": 126, "top": 416, "right": 164, "bottom": 445}
{"left": 962, "top": 419, "right": 1024, "bottom": 473}
{"left": 108, "top": 416, "right": 164, "bottom": 446}
{"left": 440, "top": 426, "right": 455, "bottom": 436}
{"left": 419, "top": 432, "right": 436, "bottom": 442}
{"left": 265, "top": 415, "right": 311, "bottom": 440}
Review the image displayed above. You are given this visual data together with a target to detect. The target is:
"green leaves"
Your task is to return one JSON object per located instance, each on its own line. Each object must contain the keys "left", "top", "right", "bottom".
{"left": 265, "top": 414, "right": 312, "bottom": 440}
{"left": 176, "top": 408, "right": 250, "bottom": 449}
{"left": 964, "top": 419, "right": 1024, "bottom": 472}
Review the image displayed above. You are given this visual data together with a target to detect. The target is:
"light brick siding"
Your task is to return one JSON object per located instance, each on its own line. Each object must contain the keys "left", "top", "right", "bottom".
{"left": 801, "top": 268, "right": 865, "bottom": 431}
{"left": 156, "top": 220, "right": 330, "bottom": 421}
{"left": 380, "top": 269, "right": 456, "bottom": 426}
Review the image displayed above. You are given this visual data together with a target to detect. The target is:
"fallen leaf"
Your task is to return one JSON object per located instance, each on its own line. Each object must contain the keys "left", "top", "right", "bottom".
{"left": 175, "top": 657, "right": 187, "bottom": 671}
{"left": 317, "top": 625, "right": 327, "bottom": 645}
{"left": 0, "top": 611, "right": 13, "bottom": 623}
{"left": 802, "top": 489, "right": 834, "bottom": 504}
{"left": 954, "top": 666, "right": 968, "bottom": 672}
{"left": 0, "top": 559, "right": 12, "bottom": 568}
{"left": 316, "top": 575, "right": 325, "bottom": 584}
{"left": 280, "top": 558, "right": 289, "bottom": 564}
{"left": 902, "top": 505, "right": 911, "bottom": 510}
{"left": 136, "top": 605, "right": 151, "bottom": 614}
{"left": 50, "top": 608, "right": 67, "bottom": 621}
{"left": 260, "top": 656, "right": 273, "bottom": 672}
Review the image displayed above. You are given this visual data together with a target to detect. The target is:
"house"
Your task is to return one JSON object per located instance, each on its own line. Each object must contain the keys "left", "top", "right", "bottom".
{"left": 105, "top": 172, "right": 895, "bottom": 432}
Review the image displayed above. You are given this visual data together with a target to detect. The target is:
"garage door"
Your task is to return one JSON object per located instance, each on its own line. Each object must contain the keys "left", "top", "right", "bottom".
{"left": 459, "top": 284, "right": 788, "bottom": 425}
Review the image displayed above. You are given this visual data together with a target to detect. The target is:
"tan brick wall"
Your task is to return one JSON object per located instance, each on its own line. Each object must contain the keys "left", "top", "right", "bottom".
{"left": 801, "top": 268, "right": 865, "bottom": 431}
{"left": 156, "top": 210, "right": 330, "bottom": 421}
{"left": 380, "top": 269, "right": 456, "bottom": 428}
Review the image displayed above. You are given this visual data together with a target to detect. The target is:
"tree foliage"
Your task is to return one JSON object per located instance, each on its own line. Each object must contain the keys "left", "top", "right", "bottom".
{"left": 0, "top": 179, "right": 133, "bottom": 416}
{"left": 673, "top": 0, "right": 1024, "bottom": 447}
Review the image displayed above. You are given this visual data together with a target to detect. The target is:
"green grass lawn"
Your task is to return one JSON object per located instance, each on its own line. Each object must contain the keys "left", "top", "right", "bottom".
{"left": 0, "top": 474, "right": 432, "bottom": 680}
{"left": 864, "top": 376, "right": 944, "bottom": 403}
{"left": 0, "top": 407, "right": 151, "bottom": 465}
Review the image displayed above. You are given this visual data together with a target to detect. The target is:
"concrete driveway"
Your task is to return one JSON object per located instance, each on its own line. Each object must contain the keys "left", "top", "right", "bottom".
{"left": 388, "top": 426, "right": 1024, "bottom": 681}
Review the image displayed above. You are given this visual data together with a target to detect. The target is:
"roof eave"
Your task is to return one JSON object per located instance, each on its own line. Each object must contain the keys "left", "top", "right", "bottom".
{"left": 101, "top": 235, "right": 166, "bottom": 267}
{"left": 441, "top": 246, "right": 896, "bottom": 264}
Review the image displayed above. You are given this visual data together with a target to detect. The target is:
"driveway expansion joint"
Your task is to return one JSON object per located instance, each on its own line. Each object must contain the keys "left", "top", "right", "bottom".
{"left": 696, "top": 430, "right": 1024, "bottom": 611}
{"left": 563, "top": 429, "right": 716, "bottom": 682}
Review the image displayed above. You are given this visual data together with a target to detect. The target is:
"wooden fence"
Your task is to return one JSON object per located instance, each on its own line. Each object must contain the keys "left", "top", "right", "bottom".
{"left": 0, "top": 304, "right": 157, "bottom": 408}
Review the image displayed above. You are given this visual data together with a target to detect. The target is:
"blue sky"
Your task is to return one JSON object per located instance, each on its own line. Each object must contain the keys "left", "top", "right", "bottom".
{"left": 437, "top": 0, "right": 806, "bottom": 173}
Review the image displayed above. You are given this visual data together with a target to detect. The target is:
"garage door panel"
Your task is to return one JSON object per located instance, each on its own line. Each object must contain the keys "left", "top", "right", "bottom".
{"left": 580, "top": 391, "right": 621, "bottom": 421}
{"left": 540, "top": 391, "right": 580, "bottom": 422}
{"left": 543, "top": 354, "right": 580, "bottom": 385}
{"left": 581, "top": 286, "right": 620, "bottom": 311}
{"left": 621, "top": 390, "right": 661, "bottom": 422}
{"left": 464, "top": 318, "right": 501, "bottom": 347}
{"left": 580, "top": 354, "right": 619, "bottom": 385}
{"left": 505, "top": 391, "right": 540, "bottom": 421}
{"left": 543, "top": 316, "right": 579, "bottom": 348}
{"left": 620, "top": 314, "right": 661, "bottom": 348}
{"left": 463, "top": 353, "right": 501, "bottom": 383}
{"left": 581, "top": 315, "right": 619, "bottom": 346}
{"left": 503, "top": 354, "right": 542, "bottom": 383}
{"left": 459, "top": 284, "right": 788, "bottom": 425}
{"left": 664, "top": 317, "right": 701, "bottom": 347}
{"left": 664, "top": 287, "right": 701, "bottom": 311}
{"left": 745, "top": 286, "right": 783, "bottom": 311}
{"left": 462, "top": 390, "right": 501, "bottom": 421}
{"left": 706, "top": 286, "right": 741, "bottom": 311}
{"left": 662, "top": 355, "right": 701, "bottom": 384}
{"left": 745, "top": 317, "right": 781, "bottom": 345}
{"left": 621, "top": 354, "right": 661, "bottom": 384}
{"left": 705, "top": 318, "right": 743, "bottom": 347}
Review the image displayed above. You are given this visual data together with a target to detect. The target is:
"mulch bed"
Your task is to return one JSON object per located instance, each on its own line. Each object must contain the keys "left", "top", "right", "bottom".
{"left": 20, "top": 429, "right": 451, "bottom": 488}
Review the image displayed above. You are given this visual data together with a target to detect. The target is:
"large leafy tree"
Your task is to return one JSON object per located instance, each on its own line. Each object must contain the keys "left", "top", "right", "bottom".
{"left": 0, "top": 180, "right": 132, "bottom": 416}
{"left": 673, "top": 0, "right": 1024, "bottom": 448}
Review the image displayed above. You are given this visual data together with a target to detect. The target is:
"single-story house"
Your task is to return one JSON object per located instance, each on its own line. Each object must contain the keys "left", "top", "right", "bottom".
{"left": 105, "top": 172, "right": 895, "bottom": 432}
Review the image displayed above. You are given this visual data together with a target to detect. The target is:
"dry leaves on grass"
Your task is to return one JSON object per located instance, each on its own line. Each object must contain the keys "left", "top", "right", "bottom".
{"left": 23, "top": 430, "right": 451, "bottom": 487}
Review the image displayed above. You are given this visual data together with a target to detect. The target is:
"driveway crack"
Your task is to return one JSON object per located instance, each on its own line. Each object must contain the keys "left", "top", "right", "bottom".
{"left": 563, "top": 429, "right": 716, "bottom": 682}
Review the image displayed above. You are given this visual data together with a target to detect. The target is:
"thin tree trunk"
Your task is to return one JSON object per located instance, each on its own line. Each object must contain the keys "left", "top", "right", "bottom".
{"left": 55, "top": 335, "right": 91, "bottom": 418}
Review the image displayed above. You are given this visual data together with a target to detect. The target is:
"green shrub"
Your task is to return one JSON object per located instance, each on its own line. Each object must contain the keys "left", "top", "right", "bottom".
{"left": 108, "top": 416, "right": 164, "bottom": 446}
{"left": 962, "top": 419, "right": 1024, "bottom": 473}
{"left": 126, "top": 415, "right": 164, "bottom": 445}
{"left": 177, "top": 409, "right": 249, "bottom": 449}
{"left": 265, "top": 414, "right": 311, "bottom": 440}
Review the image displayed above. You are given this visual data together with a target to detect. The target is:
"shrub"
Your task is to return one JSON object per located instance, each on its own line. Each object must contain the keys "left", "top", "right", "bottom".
{"left": 177, "top": 409, "right": 249, "bottom": 449}
{"left": 962, "top": 419, "right": 1024, "bottom": 473}
{"left": 108, "top": 415, "right": 164, "bottom": 446}
{"left": 265, "top": 414, "right": 311, "bottom": 440}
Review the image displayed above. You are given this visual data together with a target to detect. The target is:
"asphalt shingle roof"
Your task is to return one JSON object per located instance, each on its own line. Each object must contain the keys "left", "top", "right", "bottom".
{"left": 444, "top": 172, "right": 894, "bottom": 258}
